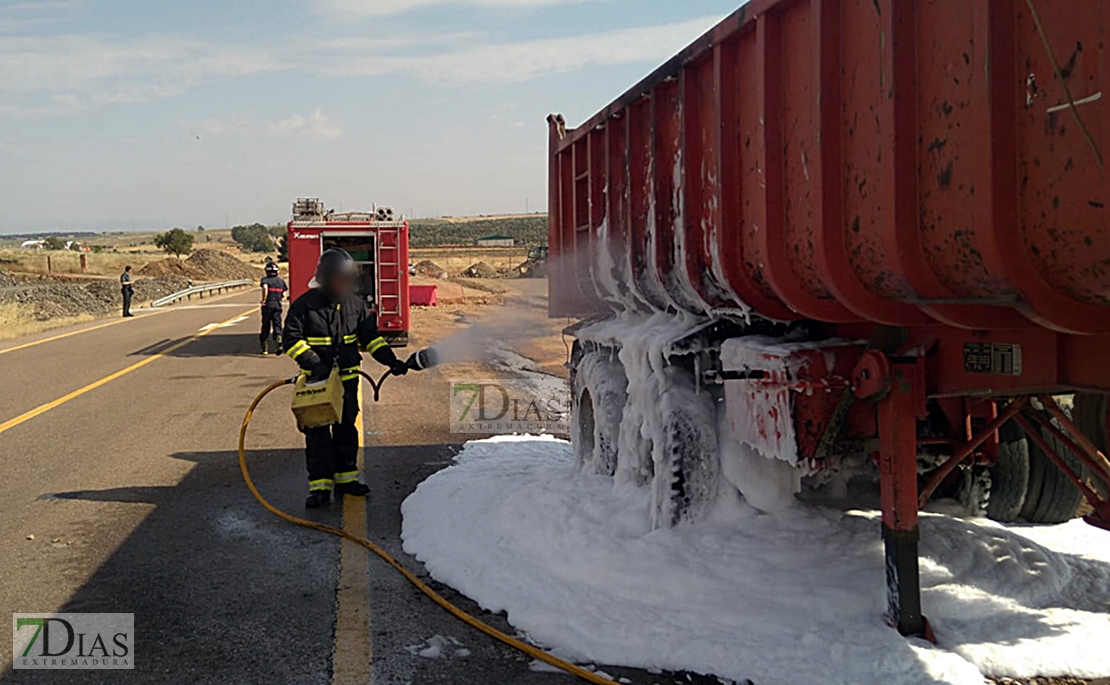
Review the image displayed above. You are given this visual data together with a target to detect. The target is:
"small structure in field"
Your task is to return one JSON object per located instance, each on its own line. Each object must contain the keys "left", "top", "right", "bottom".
{"left": 474, "top": 235, "right": 515, "bottom": 248}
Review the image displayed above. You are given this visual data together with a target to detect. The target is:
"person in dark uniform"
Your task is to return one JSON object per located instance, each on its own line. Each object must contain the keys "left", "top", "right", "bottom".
{"left": 259, "top": 261, "right": 287, "bottom": 355}
{"left": 120, "top": 265, "right": 135, "bottom": 317}
{"left": 283, "top": 249, "right": 416, "bottom": 508}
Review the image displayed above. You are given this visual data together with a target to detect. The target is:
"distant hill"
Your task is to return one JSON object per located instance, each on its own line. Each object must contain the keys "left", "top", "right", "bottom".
{"left": 409, "top": 215, "right": 547, "bottom": 248}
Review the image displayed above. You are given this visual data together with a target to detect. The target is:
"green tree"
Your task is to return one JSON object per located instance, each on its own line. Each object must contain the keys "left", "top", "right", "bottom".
{"left": 231, "top": 223, "right": 274, "bottom": 252}
{"left": 267, "top": 225, "right": 285, "bottom": 239}
{"left": 43, "top": 237, "right": 67, "bottom": 250}
{"left": 154, "top": 227, "right": 194, "bottom": 257}
{"left": 277, "top": 235, "right": 288, "bottom": 263}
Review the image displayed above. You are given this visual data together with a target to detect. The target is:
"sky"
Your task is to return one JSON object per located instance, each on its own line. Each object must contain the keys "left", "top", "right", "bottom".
{"left": 0, "top": 0, "right": 742, "bottom": 234}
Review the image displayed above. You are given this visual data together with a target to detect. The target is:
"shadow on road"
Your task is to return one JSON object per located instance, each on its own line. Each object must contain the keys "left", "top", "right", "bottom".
{"left": 3, "top": 448, "right": 339, "bottom": 685}
{"left": 131, "top": 333, "right": 265, "bottom": 359}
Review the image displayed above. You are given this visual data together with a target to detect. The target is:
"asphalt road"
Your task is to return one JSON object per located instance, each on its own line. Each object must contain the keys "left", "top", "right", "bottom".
{"left": 0, "top": 291, "right": 696, "bottom": 685}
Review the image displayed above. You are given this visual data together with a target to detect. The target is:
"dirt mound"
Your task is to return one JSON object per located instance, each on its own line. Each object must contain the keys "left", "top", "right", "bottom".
{"left": 414, "top": 260, "right": 447, "bottom": 279}
{"left": 139, "top": 251, "right": 259, "bottom": 281}
{"left": 185, "top": 250, "right": 261, "bottom": 281}
{"left": 461, "top": 262, "right": 499, "bottom": 279}
{"left": 0, "top": 270, "right": 16, "bottom": 288}
{"left": 137, "top": 258, "right": 198, "bottom": 279}
{"left": 0, "top": 275, "right": 191, "bottom": 321}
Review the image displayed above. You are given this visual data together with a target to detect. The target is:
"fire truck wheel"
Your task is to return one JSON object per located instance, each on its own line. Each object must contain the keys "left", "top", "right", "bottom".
{"left": 571, "top": 352, "right": 626, "bottom": 477}
{"left": 652, "top": 370, "right": 720, "bottom": 528}
{"left": 1021, "top": 426, "right": 1086, "bottom": 524}
{"left": 984, "top": 425, "right": 1030, "bottom": 523}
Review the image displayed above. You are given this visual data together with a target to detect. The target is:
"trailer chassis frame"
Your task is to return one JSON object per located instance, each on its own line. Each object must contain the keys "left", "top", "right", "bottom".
{"left": 851, "top": 350, "right": 1110, "bottom": 637}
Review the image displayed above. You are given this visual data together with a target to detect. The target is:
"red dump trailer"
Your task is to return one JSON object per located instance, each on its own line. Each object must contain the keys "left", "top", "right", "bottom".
{"left": 549, "top": 0, "right": 1110, "bottom": 638}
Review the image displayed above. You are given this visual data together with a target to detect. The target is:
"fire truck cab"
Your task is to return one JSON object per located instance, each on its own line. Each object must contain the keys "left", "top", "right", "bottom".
{"left": 287, "top": 198, "right": 411, "bottom": 346}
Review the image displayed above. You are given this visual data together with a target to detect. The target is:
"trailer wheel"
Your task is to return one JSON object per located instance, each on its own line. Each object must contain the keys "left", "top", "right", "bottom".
{"left": 652, "top": 371, "right": 719, "bottom": 528}
{"left": 571, "top": 352, "right": 626, "bottom": 476}
{"left": 1021, "top": 426, "right": 1085, "bottom": 525}
{"left": 984, "top": 423, "right": 1030, "bottom": 523}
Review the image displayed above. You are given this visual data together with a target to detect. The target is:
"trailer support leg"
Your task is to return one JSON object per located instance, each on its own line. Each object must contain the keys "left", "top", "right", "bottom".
{"left": 875, "top": 356, "right": 928, "bottom": 637}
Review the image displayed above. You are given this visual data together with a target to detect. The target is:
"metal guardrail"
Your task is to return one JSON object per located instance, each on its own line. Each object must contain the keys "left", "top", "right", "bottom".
{"left": 150, "top": 279, "right": 253, "bottom": 308}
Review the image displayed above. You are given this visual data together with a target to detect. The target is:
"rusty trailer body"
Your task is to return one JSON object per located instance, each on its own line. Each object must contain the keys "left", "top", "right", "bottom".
{"left": 548, "top": 0, "right": 1110, "bottom": 638}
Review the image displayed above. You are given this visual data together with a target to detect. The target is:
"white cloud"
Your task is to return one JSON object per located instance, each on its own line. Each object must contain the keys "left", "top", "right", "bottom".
{"left": 188, "top": 109, "right": 343, "bottom": 142}
{"left": 266, "top": 109, "right": 344, "bottom": 140}
{"left": 0, "top": 13, "right": 725, "bottom": 117}
{"left": 0, "top": 34, "right": 279, "bottom": 95}
{"left": 4, "top": 1, "right": 85, "bottom": 11}
{"left": 323, "top": 15, "right": 722, "bottom": 84}
{"left": 318, "top": 0, "right": 611, "bottom": 18}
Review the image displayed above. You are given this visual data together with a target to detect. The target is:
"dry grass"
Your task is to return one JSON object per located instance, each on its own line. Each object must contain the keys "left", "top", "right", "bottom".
{"left": 411, "top": 246, "right": 528, "bottom": 274}
{"left": 0, "top": 302, "right": 96, "bottom": 342}
{"left": 0, "top": 249, "right": 149, "bottom": 277}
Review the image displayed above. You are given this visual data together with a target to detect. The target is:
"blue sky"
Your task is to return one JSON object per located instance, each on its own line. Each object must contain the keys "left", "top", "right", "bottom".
{"left": 0, "top": 0, "right": 741, "bottom": 233}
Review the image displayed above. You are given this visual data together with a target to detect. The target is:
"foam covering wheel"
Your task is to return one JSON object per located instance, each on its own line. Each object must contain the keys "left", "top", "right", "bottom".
{"left": 571, "top": 352, "right": 626, "bottom": 476}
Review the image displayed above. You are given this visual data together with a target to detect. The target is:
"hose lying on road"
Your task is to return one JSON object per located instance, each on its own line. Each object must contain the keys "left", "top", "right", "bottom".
{"left": 238, "top": 375, "right": 622, "bottom": 685}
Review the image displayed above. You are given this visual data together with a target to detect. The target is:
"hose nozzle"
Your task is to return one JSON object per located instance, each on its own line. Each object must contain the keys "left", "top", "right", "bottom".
{"left": 406, "top": 347, "right": 439, "bottom": 371}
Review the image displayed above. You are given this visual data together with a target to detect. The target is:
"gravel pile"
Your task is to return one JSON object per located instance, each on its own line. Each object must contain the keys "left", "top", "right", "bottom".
{"left": 461, "top": 262, "right": 499, "bottom": 279}
{"left": 137, "top": 258, "right": 198, "bottom": 279}
{"left": 186, "top": 250, "right": 261, "bottom": 281}
{"left": 0, "top": 275, "right": 190, "bottom": 321}
{"left": 414, "top": 260, "right": 447, "bottom": 279}
{"left": 137, "top": 250, "right": 261, "bottom": 282}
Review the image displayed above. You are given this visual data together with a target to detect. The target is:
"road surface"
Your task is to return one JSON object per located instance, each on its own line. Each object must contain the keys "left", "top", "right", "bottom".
{"left": 0, "top": 290, "right": 664, "bottom": 685}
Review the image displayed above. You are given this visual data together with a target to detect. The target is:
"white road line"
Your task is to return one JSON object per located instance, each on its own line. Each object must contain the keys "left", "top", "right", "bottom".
{"left": 198, "top": 315, "right": 249, "bottom": 331}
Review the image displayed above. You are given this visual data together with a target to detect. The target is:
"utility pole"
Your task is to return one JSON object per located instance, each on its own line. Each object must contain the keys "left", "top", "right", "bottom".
{"left": 525, "top": 197, "right": 530, "bottom": 213}
{"left": 225, "top": 213, "right": 229, "bottom": 229}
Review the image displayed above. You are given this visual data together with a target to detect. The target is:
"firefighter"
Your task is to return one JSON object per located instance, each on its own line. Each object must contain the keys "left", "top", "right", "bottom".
{"left": 259, "top": 261, "right": 287, "bottom": 355}
{"left": 283, "top": 249, "right": 412, "bottom": 508}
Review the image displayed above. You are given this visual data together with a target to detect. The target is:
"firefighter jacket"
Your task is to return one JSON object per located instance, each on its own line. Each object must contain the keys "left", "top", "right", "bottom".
{"left": 283, "top": 288, "right": 398, "bottom": 380}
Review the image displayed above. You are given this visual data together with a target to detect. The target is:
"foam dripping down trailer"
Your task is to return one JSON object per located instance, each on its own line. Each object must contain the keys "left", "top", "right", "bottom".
{"left": 549, "top": 0, "right": 1110, "bottom": 638}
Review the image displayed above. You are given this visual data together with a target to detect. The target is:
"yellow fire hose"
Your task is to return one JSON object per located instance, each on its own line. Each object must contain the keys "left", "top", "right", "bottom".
{"left": 238, "top": 374, "right": 621, "bottom": 685}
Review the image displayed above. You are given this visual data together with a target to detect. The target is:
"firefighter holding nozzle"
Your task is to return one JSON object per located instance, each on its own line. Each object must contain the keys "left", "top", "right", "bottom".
{"left": 283, "top": 249, "right": 420, "bottom": 509}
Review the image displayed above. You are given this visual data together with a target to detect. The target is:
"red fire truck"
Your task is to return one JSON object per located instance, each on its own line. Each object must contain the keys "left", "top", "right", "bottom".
{"left": 287, "top": 198, "right": 411, "bottom": 346}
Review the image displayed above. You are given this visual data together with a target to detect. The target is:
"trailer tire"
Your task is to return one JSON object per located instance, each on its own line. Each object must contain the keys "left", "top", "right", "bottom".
{"left": 572, "top": 352, "right": 626, "bottom": 476}
{"left": 1021, "top": 428, "right": 1085, "bottom": 525}
{"left": 652, "top": 372, "right": 719, "bottom": 528}
{"left": 984, "top": 431, "right": 1030, "bottom": 523}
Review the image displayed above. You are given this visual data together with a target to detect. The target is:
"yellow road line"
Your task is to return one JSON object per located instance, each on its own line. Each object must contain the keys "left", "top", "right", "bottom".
{"left": 0, "top": 288, "right": 252, "bottom": 357}
{"left": 0, "top": 308, "right": 256, "bottom": 436}
{"left": 0, "top": 315, "right": 155, "bottom": 357}
{"left": 333, "top": 384, "right": 373, "bottom": 685}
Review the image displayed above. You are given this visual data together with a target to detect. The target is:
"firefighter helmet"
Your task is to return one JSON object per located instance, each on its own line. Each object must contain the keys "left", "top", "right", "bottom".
{"left": 314, "top": 249, "right": 358, "bottom": 296}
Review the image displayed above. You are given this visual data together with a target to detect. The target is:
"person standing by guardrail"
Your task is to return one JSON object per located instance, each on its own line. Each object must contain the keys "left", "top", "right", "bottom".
{"left": 120, "top": 265, "right": 135, "bottom": 318}
{"left": 259, "top": 261, "right": 287, "bottom": 355}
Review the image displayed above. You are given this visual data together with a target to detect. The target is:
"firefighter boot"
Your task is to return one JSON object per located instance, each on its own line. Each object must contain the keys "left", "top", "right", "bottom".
{"left": 274, "top": 334, "right": 282, "bottom": 356}
{"left": 260, "top": 341, "right": 269, "bottom": 356}
{"left": 305, "top": 490, "right": 332, "bottom": 509}
{"left": 334, "top": 481, "right": 370, "bottom": 497}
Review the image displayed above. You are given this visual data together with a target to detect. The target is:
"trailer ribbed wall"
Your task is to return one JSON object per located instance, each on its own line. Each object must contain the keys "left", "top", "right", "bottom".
{"left": 548, "top": 0, "right": 1108, "bottom": 335}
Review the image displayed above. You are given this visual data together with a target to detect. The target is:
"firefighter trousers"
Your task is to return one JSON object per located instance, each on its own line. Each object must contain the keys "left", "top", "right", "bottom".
{"left": 260, "top": 304, "right": 283, "bottom": 343}
{"left": 304, "top": 380, "right": 361, "bottom": 491}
